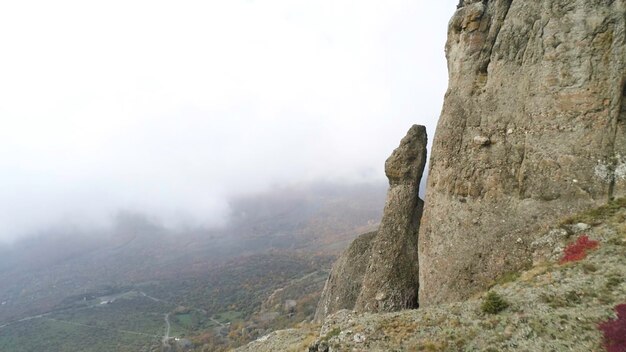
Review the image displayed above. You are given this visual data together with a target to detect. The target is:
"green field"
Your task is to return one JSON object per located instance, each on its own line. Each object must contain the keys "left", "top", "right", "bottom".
{"left": 0, "top": 318, "right": 159, "bottom": 352}
{"left": 0, "top": 294, "right": 170, "bottom": 352}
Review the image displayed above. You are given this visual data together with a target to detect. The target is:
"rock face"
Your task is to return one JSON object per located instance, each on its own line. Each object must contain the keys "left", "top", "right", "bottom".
{"left": 355, "top": 125, "right": 427, "bottom": 312}
{"left": 419, "top": 0, "right": 626, "bottom": 306}
{"left": 313, "top": 231, "right": 376, "bottom": 322}
{"left": 315, "top": 125, "right": 427, "bottom": 321}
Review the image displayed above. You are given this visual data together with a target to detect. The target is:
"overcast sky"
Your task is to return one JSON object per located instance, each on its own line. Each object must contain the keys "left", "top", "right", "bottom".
{"left": 0, "top": 0, "right": 458, "bottom": 242}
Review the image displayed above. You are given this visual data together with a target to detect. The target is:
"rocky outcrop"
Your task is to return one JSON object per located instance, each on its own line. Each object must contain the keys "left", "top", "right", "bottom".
{"left": 419, "top": 0, "right": 626, "bottom": 306}
{"left": 314, "top": 125, "right": 427, "bottom": 321}
{"left": 313, "top": 231, "right": 376, "bottom": 322}
{"left": 236, "top": 199, "right": 626, "bottom": 352}
{"left": 355, "top": 125, "right": 427, "bottom": 312}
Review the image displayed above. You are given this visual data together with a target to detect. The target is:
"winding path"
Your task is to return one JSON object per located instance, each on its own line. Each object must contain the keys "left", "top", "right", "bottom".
{"left": 162, "top": 313, "right": 171, "bottom": 347}
{"left": 209, "top": 316, "right": 225, "bottom": 327}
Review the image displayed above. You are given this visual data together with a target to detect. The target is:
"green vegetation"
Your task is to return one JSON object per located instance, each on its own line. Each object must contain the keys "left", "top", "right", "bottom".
{"left": 0, "top": 295, "right": 170, "bottom": 352}
{"left": 215, "top": 310, "right": 243, "bottom": 322}
{"left": 606, "top": 274, "right": 624, "bottom": 290}
{"left": 563, "top": 197, "right": 626, "bottom": 225}
{"left": 0, "top": 317, "right": 159, "bottom": 352}
{"left": 0, "top": 182, "right": 383, "bottom": 352}
{"left": 540, "top": 290, "right": 584, "bottom": 309}
{"left": 236, "top": 199, "right": 626, "bottom": 352}
{"left": 491, "top": 271, "right": 521, "bottom": 287}
{"left": 137, "top": 253, "right": 332, "bottom": 321}
{"left": 169, "top": 310, "right": 218, "bottom": 337}
{"left": 581, "top": 262, "right": 598, "bottom": 273}
{"left": 0, "top": 252, "right": 333, "bottom": 352}
{"left": 481, "top": 292, "right": 509, "bottom": 314}
{"left": 176, "top": 313, "right": 193, "bottom": 327}
{"left": 322, "top": 327, "right": 341, "bottom": 341}
{"left": 52, "top": 296, "right": 169, "bottom": 334}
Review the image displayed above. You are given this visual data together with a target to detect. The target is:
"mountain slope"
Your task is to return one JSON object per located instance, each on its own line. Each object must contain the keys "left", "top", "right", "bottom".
{"left": 236, "top": 198, "right": 626, "bottom": 351}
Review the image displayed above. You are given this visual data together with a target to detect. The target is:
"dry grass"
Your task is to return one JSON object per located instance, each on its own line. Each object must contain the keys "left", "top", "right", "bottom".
{"left": 562, "top": 197, "right": 626, "bottom": 225}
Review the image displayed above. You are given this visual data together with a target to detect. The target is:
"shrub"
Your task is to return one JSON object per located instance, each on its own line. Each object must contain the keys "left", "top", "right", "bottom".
{"left": 321, "top": 327, "right": 341, "bottom": 341}
{"left": 481, "top": 292, "right": 509, "bottom": 314}
{"left": 560, "top": 235, "right": 599, "bottom": 264}
{"left": 606, "top": 275, "right": 624, "bottom": 290}
{"left": 598, "top": 304, "right": 626, "bottom": 352}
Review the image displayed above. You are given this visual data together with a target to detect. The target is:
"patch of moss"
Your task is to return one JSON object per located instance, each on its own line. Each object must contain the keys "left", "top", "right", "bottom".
{"left": 495, "top": 271, "right": 521, "bottom": 286}
{"left": 540, "top": 293, "right": 565, "bottom": 309}
{"left": 417, "top": 340, "right": 449, "bottom": 352}
{"left": 564, "top": 291, "right": 581, "bottom": 305}
{"left": 481, "top": 292, "right": 510, "bottom": 314}
{"left": 540, "top": 291, "right": 582, "bottom": 308}
{"left": 606, "top": 275, "right": 623, "bottom": 290}
{"left": 321, "top": 327, "right": 341, "bottom": 341}
{"left": 562, "top": 197, "right": 626, "bottom": 225}
{"left": 529, "top": 320, "right": 547, "bottom": 336}
{"left": 608, "top": 236, "right": 626, "bottom": 246}
{"left": 581, "top": 262, "right": 598, "bottom": 273}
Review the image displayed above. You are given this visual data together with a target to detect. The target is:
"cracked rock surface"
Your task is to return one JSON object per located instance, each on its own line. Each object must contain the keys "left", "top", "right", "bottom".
{"left": 419, "top": 0, "right": 626, "bottom": 306}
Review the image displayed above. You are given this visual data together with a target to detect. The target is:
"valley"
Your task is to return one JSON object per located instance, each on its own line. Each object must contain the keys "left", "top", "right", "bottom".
{"left": 0, "top": 182, "right": 385, "bottom": 351}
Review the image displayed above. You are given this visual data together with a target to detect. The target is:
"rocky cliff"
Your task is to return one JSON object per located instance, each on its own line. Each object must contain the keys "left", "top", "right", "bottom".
{"left": 313, "top": 231, "right": 376, "bottom": 322}
{"left": 355, "top": 125, "right": 426, "bottom": 313}
{"left": 236, "top": 198, "right": 626, "bottom": 352}
{"left": 235, "top": 1, "right": 626, "bottom": 350}
{"left": 419, "top": 0, "right": 626, "bottom": 306}
{"left": 315, "top": 125, "right": 427, "bottom": 321}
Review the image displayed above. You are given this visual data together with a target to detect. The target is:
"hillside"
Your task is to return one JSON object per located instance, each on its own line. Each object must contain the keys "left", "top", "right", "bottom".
{"left": 0, "top": 182, "right": 385, "bottom": 352}
{"left": 236, "top": 198, "right": 626, "bottom": 351}
{"left": 239, "top": 1, "right": 626, "bottom": 350}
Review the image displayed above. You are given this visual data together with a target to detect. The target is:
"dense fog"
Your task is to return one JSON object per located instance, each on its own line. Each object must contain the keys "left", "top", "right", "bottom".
{"left": 0, "top": 1, "right": 457, "bottom": 242}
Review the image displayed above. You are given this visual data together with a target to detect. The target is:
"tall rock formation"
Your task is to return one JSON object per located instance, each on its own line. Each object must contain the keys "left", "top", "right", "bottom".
{"left": 355, "top": 125, "right": 426, "bottom": 312}
{"left": 315, "top": 125, "right": 427, "bottom": 321}
{"left": 419, "top": 0, "right": 626, "bottom": 306}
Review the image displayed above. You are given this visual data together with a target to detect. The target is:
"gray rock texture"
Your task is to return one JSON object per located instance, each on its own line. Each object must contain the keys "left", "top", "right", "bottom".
{"left": 313, "top": 231, "right": 376, "bottom": 323}
{"left": 314, "top": 125, "right": 427, "bottom": 321}
{"left": 419, "top": 0, "right": 626, "bottom": 306}
{"left": 355, "top": 125, "right": 427, "bottom": 313}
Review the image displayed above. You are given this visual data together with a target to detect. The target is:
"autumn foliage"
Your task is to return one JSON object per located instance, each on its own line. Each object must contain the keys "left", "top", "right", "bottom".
{"left": 598, "top": 304, "right": 626, "bottom": 352}
{"left": 559, "top": 235, "right": 599, "bottom": 264}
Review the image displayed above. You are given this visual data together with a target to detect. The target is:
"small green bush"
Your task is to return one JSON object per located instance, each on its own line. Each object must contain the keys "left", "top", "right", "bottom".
{"left": 321, "top": 327, "right": 341, "bottom": 341}
{"left": 481, "top": 292, "right": 510, "bottom": 314}
{"left": 606, "top": 275, "right": 624, "bottom": 290}
{"left": 582, "top": 262, "right": 598, "bottom": 273}
{"left": 496, "top": 271, "right": 521, "bottom": 285}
